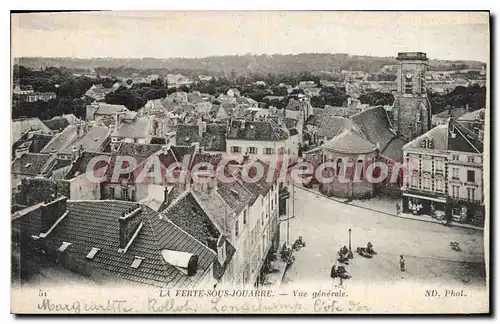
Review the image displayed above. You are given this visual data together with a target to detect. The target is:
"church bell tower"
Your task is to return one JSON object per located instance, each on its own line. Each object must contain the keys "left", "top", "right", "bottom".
{"left": 392, "top": 52, "right": 432, "bottom": 141}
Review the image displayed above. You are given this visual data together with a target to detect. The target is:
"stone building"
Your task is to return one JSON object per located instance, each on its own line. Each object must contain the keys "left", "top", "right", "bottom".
{"left": 392, "top": 52, "right": 433, "bottom": 141}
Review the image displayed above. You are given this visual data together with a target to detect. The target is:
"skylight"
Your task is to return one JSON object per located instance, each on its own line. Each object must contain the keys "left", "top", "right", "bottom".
{"left": 86, "top": 247, "right": 100, "bottom": 260}
{"left": 130, "top": 256, "right": 144, "bottom": 269}
{"left": 58, "top": 241, "right": 72, "bottom": 252}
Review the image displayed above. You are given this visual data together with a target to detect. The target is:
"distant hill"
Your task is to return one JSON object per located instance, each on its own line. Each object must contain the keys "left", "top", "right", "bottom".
{"left": 14, "top": 54, "right": 486, "bottom": 77}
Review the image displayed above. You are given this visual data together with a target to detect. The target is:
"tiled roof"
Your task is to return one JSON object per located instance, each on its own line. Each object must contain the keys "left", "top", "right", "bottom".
{"left": 313, "top": 108, "right": 327, "bottom": 117}
{"left": 350, "top": 106, "right": 395, "bottom": 152}
{"left": 286, "top": 99, "right": 306, "bottom": 111}
{"left": 403, "top": 125, "right": 447, "bottom": 151}
{"left": 117, "top": 143, "right": 163, "bottom": 165}
{"left": 227, "top": 120, "right": 288, "bottom": 141}
{"left": 323, "top": 128, "right": 377, "bottom": 154}
{"left": 40, "top": 125, "right": 78, "bottom": 154}
{"left": 66, "top": 151, "right": 111, "bottom": 179}
{"left": 283, "top": 118, "right": 298, "bottom": 130}
{"left": 59, "top": 125, "right": 110, "bottom": 155}
{"left": 217, "top": 176, "right": 254, "bottom": 215}
{"left": 381, "top": 137, "right": 406, "bottom": 159}
{"left": 42, "top": 200, "right": 216, "bottom": 288}
{"left": 448, "top": 121, "right": 483, "bottom": 153}
{"left": 113, "top": 117, "right": 151, "bottom": 139}
{"left": 170, "top": 145, "right": 196, "bottom": 163}
{"left": 317, "top": 115, "right": 346, "bottom": 139}
{"left": 13, "top": 132, "right": 54, "bottom": 156}
{"left": 11, "top": 153, "right": 55, "bottom": 176}
{"left": 305, "top": 114, "right": 322, "bottom": 126}
{"left": 161, "top": 192, "right": 221, "bottom": 248}
{"left": 95, "top": 103, "right": 128, "bottom": 115}
{"left": 176, "top": 124, "right": 227, "bottom": 152}
{"left": 12, "top": 117, "right": 51, "bottom": 143}
{"left": 191, "top": 190, "right": 232, "bottom": 234}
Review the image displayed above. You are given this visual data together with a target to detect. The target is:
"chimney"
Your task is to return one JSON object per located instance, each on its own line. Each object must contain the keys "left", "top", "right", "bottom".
{"left": 198, "top": 121, "right": 207, "bottom": 137}
{"left": 41, "top": 196, "right": 68, "bottom": 233}
{"left": 71, "top": 145, "right": 78, "bottom": 161}
{"left": 216, "top": 235, "right": 227, "bottom": 265}
{"left": 118, "top": 204, "right": 143, "bottom": 251}
{"left": 115, "top": 112, "right": 121, "bottom": 131}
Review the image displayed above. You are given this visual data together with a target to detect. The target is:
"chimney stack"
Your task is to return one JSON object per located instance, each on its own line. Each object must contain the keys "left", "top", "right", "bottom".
{"left": 118, "top": 204, "right": 143, "bottom": 250}
{"left": 41, "top": 196, "right": 68, "bottom": 233}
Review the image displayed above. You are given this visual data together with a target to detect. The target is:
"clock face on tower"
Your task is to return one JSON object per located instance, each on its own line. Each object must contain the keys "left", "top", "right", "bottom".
{"left": 405, "top": 72, "right": 413, "bottom": 80}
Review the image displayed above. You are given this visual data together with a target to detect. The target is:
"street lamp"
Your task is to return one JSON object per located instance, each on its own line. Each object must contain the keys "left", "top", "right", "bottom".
{"left": 348, "top": 228, "right": 352, "bottom": 252}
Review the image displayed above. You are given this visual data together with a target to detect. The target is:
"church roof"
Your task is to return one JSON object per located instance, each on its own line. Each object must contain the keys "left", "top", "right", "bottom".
{"left": 323, "top": 128, "right": 377, "bottom": 154}
{"left": 350, "top": 106, "right": 395, "bottom": 152}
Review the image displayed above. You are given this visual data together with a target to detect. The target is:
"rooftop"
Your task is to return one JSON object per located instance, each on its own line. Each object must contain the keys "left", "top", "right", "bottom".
{"left": 227, "top": 120, "right": 288, "bottom": 141}
{"left": 28, "top": 200, "right": 216, "bottom": 288}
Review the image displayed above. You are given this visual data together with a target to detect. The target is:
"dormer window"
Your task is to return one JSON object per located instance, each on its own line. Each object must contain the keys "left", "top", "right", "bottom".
{"left": 421, "top": 137, "right": 434, "bottom": 149}
{"left": 58, "top": 241, "right": 72, "bottom": 252}
{"left": 130, "top": 256, "right": 144, "bottom": 269}
{"left": 86, "top": 247, "right": 101, "bottom": 260}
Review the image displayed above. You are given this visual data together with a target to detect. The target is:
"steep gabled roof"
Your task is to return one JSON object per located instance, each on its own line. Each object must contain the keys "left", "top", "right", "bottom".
{"left": 176, "top": 124, "right": 227, "bottom": 152}
{"left": 350, "top": 106, "right": 395, "bottom": 151}
{"left": 227, "top": 120, "right": 288, "bottom": 141}
{"left": 41, "top": 200, "right": 216, "bottom": 288}
{"left": 317, "top": 115, "right": 346, "bottom": 139}
{"left": 323, "top": 128, "right": 377, "bottom": 154}
{"left": 11, "top": 153, "right": 56, "bottom": 176}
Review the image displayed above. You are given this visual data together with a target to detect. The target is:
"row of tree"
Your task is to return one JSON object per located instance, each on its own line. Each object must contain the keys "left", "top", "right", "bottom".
{"left": 104, "top": 84, "right": 168, "bottom": 111}
{"left": 428, "top": 84, "right": 486, "bottom": 114}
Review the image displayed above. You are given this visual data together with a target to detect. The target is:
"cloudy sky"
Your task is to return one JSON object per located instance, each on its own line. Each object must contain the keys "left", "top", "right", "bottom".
{"left": 11, "top": 11, "right": 489, "bottom": 62}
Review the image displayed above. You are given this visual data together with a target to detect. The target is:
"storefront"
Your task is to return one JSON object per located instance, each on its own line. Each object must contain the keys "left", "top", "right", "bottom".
{"left": 402, "top": 192, "right": 447, "bottom": 218}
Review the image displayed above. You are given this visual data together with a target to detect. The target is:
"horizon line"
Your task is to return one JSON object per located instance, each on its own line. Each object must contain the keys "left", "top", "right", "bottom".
{"left": 12, "top": 52, "right": 487, "bottom": 64}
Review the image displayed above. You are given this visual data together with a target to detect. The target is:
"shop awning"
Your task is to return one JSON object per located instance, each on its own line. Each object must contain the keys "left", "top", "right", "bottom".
{"left": 404, "top": 192, "right": 447, "bottom": 203}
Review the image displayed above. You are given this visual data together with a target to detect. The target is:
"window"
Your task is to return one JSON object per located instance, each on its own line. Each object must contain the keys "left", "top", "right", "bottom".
{"left": 435, "top": 179, "right": 444, "bottom": 192}
{"left": 411, "top": 175, "right": 418, "bottom": 188}
{"left": 248, "top": 147, "right": 257, "bottom": 154}
{"left": 122, "top": 188, "right": 129, "bottom": 200}
{"left": 467, "top": 156, "right": 475, "bottom": 163}
{"left": 278, "top": 147, "right": 285, "bottom": 154}
{"left": 58, "top": 242, "right": 72, "bottom": 253}
{"left": 243, "top": 210, "right": 247, "bottom": 225}
{"left": 271, "top": 200, "right": 273, "bottom": 211}
{"left": 451, "top": 168, "right": 459, "bottom": 180}
{"left": 451, "top": 155, "right": 459, "bottom": 161}
{"left": 467, "top": 188, "right": 475, "bottom": 202}
{"left": 86, "top": 248, "right": 101, "bottom": 260}
{"left": 356, "top": 159, "right": 364, "bottom": 179}
{"left": 231, "top": 146, "right": 241, "bottom": 153}
{"left": 452, "top": 186, "right": 460, "bottom": 199}
{"left": 423, "top": 177, "right": 430, "bottom": 190}
{"left": 130, "top": 256, "right": 144, "bottom": 269}
{"left": 336, "top": 158, "right": 344, "bottom": 176}
{"left": 265, "top": 148, "right": 273, "bottom": 155}
{"left": 109, "top": 187, "right": 115, "bottom": 198}
{"left": 467, "top": 170, "right": 475, "bottom": 183}
{"left": 435, "top": 160, "right": 443, "bottom": 173}
{"left": 235, "top": 220, "right": 239, "bottom": 237}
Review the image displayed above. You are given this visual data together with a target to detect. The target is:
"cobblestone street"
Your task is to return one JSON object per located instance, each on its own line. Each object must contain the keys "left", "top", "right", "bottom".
{"left": 280, "top": 186, "right": 486, "bottom": 287}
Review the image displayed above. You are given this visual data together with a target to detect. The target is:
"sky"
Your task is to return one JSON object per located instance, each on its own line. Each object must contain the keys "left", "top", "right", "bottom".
{"left": 11, "top": 11, "right": 490, "bottom": 62}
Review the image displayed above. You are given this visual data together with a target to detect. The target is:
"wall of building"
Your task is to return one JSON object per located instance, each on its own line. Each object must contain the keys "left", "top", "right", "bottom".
{"left": 225, "top": 139, "right": 288, "bottom": 164}
{"left": 69, "top": 174, "right": 101, "bottom": 200}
